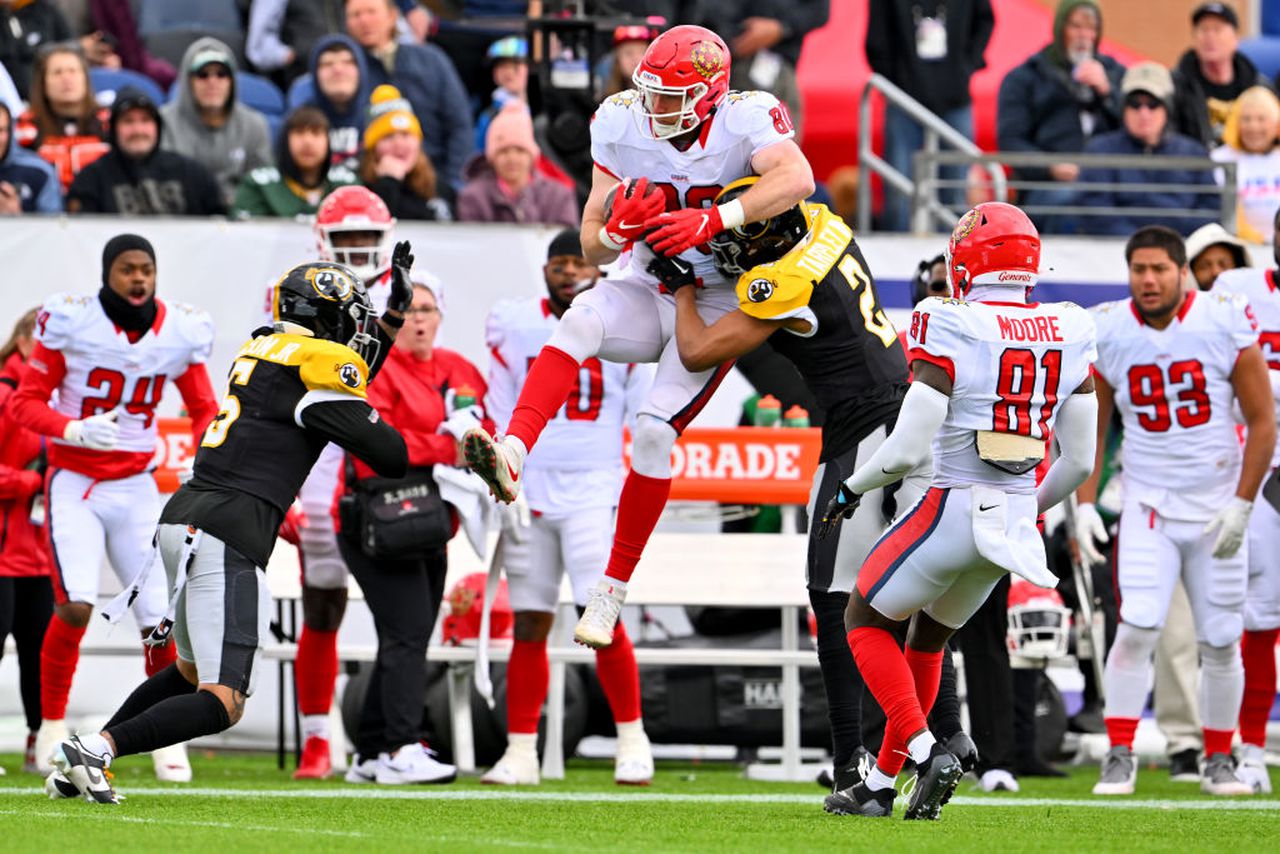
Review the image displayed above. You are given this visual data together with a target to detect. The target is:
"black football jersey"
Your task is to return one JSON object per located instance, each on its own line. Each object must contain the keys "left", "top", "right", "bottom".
{"left": 161, "top": 330, "right": 406, "bottom": 566}
{"left": 736, "top": 204, "right": 909, "bottom": 460}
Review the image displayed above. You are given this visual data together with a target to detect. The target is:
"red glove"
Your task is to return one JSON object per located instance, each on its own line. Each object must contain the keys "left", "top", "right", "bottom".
{"left": 278, "top": 503, "right": 309, "bottom": 546}
{"left": 600, "top": 177, "right": 666, "bottom": 250}
{"left": 19, "top": 469, "right": 44, "bottom": 498}
{"left": 645, "top": 199, "right": 744, "bottom": 257}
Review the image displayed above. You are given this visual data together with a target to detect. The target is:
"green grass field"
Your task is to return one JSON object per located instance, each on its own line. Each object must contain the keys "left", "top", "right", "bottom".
{"left": 0, "top": 752, "right": 1275, "bottom": 852}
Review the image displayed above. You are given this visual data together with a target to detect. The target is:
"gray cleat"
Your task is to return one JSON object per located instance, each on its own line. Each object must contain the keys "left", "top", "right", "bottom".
{"left": 1092, "top": 745, "right": 1137, "bottom": 796}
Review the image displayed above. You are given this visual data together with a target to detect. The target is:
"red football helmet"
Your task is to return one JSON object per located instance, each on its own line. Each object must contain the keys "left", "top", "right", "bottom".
{"left": 946, "top": 202, "right": 1041, "bottom": 298}
{"left": 440, "top": 573, "right": 513, "bottom": 646}
{"left": 1006, "top": 579, "right": 1072, "bottom": 660}
{"left": 631, "top": 25, "right": 730, "bottom": 139}
{"left": 314, "top": 186, "right": 396, "bottom": 282}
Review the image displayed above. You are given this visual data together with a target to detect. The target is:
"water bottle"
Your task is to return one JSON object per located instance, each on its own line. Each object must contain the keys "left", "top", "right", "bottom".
{"left": 454, "top": 385, "right": 477, "bottom": 411}
{"left": 782, "top": 405, "right": 810, "bottom": 428}
{"left": 754, "top": 394, "right": 781, "bottom": 427}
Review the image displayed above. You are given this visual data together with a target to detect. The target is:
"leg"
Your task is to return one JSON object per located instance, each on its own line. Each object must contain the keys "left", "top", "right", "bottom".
{"left": 1153, "top": 581, "right": 1203, "bottom": 769}
{"left": 882, "top": 104, "right": 924, "bottom": 232}
{"left": 100, "top": 474, "right": 174, "bottom": 676}
{"left": 1241, "top": 495, "right": 1280, "bottom": 762}
{"left": 12, "top": 577, "right": 54, "bottom": 739}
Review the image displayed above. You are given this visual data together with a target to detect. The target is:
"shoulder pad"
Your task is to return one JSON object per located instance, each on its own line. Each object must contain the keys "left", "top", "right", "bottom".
{"left": 484, "top": 298, "right": 530, "bottom": 349}
{"left": 248, "top": 166, "right": 280, "bottom": 184}
{"left": 722, "top": 89, "right": 781, "bottom": 123}
{"left": 737, "top": 265, "right": 812, "bottom": 321}
{"left": 165, "top": 300, "right": 216, "bottom": 361}
{"left": 591, "top": 93, "right": 638, "bottom": 146}
{"left": 239, "top": 333, "right": 369, "bottom": 397}
{"left": 34, "top": 292, "right": 96, "bottom": 349}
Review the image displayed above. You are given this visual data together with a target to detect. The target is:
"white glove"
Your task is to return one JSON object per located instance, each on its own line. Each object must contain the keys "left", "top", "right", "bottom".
{"left": 500, "top": 491, "right": 531, "bottom": 544}
{"left": 63, "top": 408, "right": 121, "bottom": 451}
{"left": 1074, "top": 502, "right": 1110, "bottom": 568}
{"left": 177, "top": 459, "right": 195, "bottom": 486}
{"left": 1204, "top": 497, "right": 1253, "bottom": 559}
{"left": 437, "top": 405, "right": 484, "bottom": 442}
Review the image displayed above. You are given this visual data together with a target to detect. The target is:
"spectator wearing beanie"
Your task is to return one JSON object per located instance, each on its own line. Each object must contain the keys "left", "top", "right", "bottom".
{"left": 456, "top": 103, "right": 578, "bottom": 227}
{"left": 233, "top": 105, "right": 358, "bottom": 219}
{"left": 360, "top": 83, "right": 451, "bottom": 220}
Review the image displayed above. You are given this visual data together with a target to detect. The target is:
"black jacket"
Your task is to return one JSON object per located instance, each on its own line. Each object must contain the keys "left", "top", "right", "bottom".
{"left": 865, "top": 0, "right": 994, "bottom": 114}
{"left": 698, "top": 1, "right": 830, "bottom": 68}
{"left": 1171, "top": 49, "right": 1273, "bottom": 149}
{"left": 0, "top": 1, "right": 71, "bottom": 99}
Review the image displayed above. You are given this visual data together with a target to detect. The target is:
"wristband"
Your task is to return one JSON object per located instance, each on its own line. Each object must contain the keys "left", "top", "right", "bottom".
{"left": 381, "top": 312, "right": 405, "bottom": 329}
{"left": 717, "top": 198, "right": 746, "bottom": 232}
{"left": 598, "top": 226, "right": 627, "bottom": 252}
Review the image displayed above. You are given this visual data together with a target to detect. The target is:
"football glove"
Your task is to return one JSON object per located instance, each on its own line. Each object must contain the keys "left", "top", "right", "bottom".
{"left": 387, "top": 240, "right": 414, "bottom": 315}
{"left": 1073, "top": 502, "right": 1109, "bottom": 568}
{"left": 63, "top": 408, "right": 122, "bottom": 451}
{"left": 817, "top": 482, "right": 861, "bottom": 540}
{"left": 601, "top": 177, "right": 666, "bottom": 250}
{"left": 1204, "top": 497, "right": 1253, "bottom": 559}
{"left": 645, "top": 253, "right": 699, "bottom": 293}
{"left": 438, "top": 405, "right": 484, "bottom": 442}
{"left": 645, "top": 198, "right": 745, "bottom": 257}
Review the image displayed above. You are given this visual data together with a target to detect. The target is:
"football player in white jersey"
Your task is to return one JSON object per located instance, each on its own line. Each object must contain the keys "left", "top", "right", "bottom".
{"left": 820, "top": 203, "right": 1099, "bottom": 819}
{"left": 462, "top": 24, "right": 815, "bottom": 650}
{"left": 1170, "top": 214, "right": 1280, "bottom": 794}
{"left": 1076, "top": 225, "right": 1275, "bottom": 797}
{"left": 9, "top": 234, "right": 219, "bottom": 782}
{"left": 479, "top": 229, "right": 655, "bottom": 786}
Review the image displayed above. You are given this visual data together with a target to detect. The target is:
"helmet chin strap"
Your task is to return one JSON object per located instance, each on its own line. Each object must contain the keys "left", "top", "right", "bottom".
{"left": 275, "top": 321, "right": 315, "bottom": 337}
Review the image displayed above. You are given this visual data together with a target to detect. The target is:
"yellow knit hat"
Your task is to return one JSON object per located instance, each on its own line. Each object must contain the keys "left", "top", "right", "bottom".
{"left": 363, "top": 84, "right": 423, "bottom": 150}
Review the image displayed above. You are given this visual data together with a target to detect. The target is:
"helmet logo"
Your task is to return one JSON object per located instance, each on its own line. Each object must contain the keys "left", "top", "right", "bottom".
{"left": 305, "top": 266, "right": 356, "bottom": 302}
{"left": 690, "top": 42, "right": 724, "bottom": 81}
{"left": 951, "top": 208, "right": 980, "bottom": 247}
{"left": 636, "top": 69, "right": 662, "bottom": 85}
{"left": 747, "top": 278, "right": 774, "bottom": 303}
{"left": 339, "top": 362, "right": 362, "bottom": 389}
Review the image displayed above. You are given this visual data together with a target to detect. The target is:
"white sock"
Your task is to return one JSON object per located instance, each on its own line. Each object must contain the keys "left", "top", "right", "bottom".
{"left": 865, "top": 764, "right": 897, "bottom": 792}
{"left": 77, "top": 732, "right": 114, "bottom": 762}
{"left": 1198, "top": 641, "right": 1244, "bottom": 733}
{"left": 908, "top": 731, "right": 937, "bottom": 765}
{"left": 1104, "top": 623, "right": 1159, "bottom": 720}
{"left": 508, "top": 732, "right": 538, "bottom": 754}
{"left": 301, "top": 714, "right": 329, "bottom": 741}
{"left": 615, "top": 719, "right": 646, "bottom": 741}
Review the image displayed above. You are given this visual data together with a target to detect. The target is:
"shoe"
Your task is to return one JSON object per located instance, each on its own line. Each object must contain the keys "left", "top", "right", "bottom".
{"left": 825, "top": 746, "right": 872, "bottom": 793}
{"left": 1237, "top": 744, "right": 1273, "bottom": 795}
{"left": 1092, "top": 745, "right": 1136, "bottom": 795}
{"left": 574, "top": 579, "right": 626, "bottom": 649}
{"left": 375, "top": 743, "right": 457, "bottom": 785}
{"left": 24, "top": 731, "right": 39, "bottom": 774}
{"left": 294, "top": 736, "right": 332, "bottom": 780}
{"left": 979, "top": 768, "right": 1020, "bottom": 792}
{"left": 33, "top": 719, "right": 68, "bottom": 775}
{"left": 481, "top": 744, "right": 540, "bottom": 785}
{"left": 52, "top": 735, "right": 119, "bottom": 804}
{"left": 904, "top": 744, "right": 963, "bottom": 820}
{"left": 1168, "top": 747, "right": 1201, "bottom": 783}
{"left": 615, "top": 729, "right": 654, "bottom": 785}
{"left": 945, "top": 732, "right": 979, "bottom": 775}
{"left": 463, "top": 428, "right": 522, "bottom": 504}
{"left": 824, "top": 782, "right": 895, "bottom": 817}
{"left": 152, "top": 743, "right": 192, "bottom": 783}
{"left": 44, "top": 769, "right": 80, "bottom": 799}
{"left": 1200, "top": 752, "right": 1253, "bottom": 796}
{"left": 1068, "top": 701, "right": 1106, "bottom": 734}
{"left": 344, "top": 753, "right": 378, "bottom": 784}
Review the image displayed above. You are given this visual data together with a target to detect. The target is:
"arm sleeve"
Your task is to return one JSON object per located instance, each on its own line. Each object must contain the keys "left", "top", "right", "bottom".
{"left": 300, "top": 399, "right": 408, "bottom": 478}
{"left": 246, "top": 0, "right": 294, "bottom": 72}
{"left": 844, "top": 381, "right": 949, "bottom": 494}
{"left": 0, "top": 465, "right": 41, "bottom": 501}
{"left": 1036, "top": 391, "right": 1099, "bottom": 513}
{"left": 8, "top": 342, "right": 71, "bottom": 437}
{"left": 174, "top": 363, "right": 218, "bottom": 440}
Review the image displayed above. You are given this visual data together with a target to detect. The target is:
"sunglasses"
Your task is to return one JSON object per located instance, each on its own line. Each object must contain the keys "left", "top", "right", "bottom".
{"left": 1125, "top": 94, "right": 1163, "bottom": 111}
{"left": 194, "top": 67, "right": 231, "bottom": 80}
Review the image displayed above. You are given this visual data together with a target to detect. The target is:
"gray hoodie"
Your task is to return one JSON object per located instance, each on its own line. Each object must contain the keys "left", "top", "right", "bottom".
{"left": 160, "top": 37, "right": 272, "bottom": 206}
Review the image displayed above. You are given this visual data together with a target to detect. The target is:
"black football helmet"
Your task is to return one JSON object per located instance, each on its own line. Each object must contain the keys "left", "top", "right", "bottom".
{"left": 709, "top": 176, "right": 812, "bottom": 280}
{"left": 271, "top": 261, "right": 379, "bottom": 363}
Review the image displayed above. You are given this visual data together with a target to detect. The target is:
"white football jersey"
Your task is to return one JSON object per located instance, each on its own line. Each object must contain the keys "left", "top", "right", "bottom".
{"left": 1213, "top": 267, "right": 1280, "bottom": 466}
{"left": 906, "top": 296, "right": 1097, "bottom": 492}
{"left": 35, "top": 292, "right": 214, "bottom": 454}
{"left": 591, "top": 88, "right": 795, "bottom": 291}
{"left": 485, "top": 297, "right": 651, "bottom": 515}
{"left": 1092, "top": 290, "right": 1259, "bottom": 520}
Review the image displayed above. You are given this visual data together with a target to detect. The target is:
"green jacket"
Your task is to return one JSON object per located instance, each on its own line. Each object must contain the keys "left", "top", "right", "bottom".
{"left": 232, "top": 165, "right": 358, "bottom": 219}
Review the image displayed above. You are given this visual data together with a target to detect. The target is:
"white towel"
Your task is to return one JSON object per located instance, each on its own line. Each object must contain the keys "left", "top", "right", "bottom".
{"left": 970, "top": 485, "right": 1056, "bottom": 588}
{"left": 434, "top": 464, "right": 494, "bottom": 559}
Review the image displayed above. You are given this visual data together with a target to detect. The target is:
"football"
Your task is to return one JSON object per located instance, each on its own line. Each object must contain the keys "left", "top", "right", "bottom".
{"left": 603, "top": 178, "right": 664, "bottom": 222}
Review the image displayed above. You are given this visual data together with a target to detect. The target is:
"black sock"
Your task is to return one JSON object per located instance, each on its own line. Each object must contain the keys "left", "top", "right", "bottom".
{"left": 809, "top": 588, "right": 863, "bottom": 767}
{"left": 104, "top": 663, "right": 196, "bottom": 730}
{"left": 107, "top": 690, "right": 230, "bottom": 758}
{"left": 929, "top": 645, "right": 963, "bottom": 741}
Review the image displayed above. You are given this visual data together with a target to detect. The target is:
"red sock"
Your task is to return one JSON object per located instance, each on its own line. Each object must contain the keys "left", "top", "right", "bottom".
{"left": 604, "top": 471, "right": 671, "bottom": 583}
{"left": 1105, "top": 716, "right": 1140, "bottom": 750}
{"left": 507, "top": 639, "right": 549, "bottom": 734}
{"left": 144, "top": 640, "right": 177, "bottom": 676}
{"left": 505, "top": 346, "right": 580, "bottom": 451}
{"left": 1240, "top": 627, "right": 1279, "bottom": 746}
{"left": 40, "top": 615, "right": 86, "bottom": 720}
{"left": 872, "top": 647, "right": 945, "bottom": 776}
{"left": 1204, "top": 727, "right": 1235, "bottom": 757}
{"left": 295, "top": 626, "right": 339, "bottom": 716}
{"left": 848, "top": 626, "right": 926, "bottom": 776}
{"left": 595, "top": 622, "right": 641, "bottom": 723}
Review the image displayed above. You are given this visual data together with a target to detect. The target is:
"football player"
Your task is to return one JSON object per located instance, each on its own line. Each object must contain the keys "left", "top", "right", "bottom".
{"left": 45, "top": 249, "right": 413, "bottom": 804}
{"left": 10, "top": 234, "right": 220, "bottom": 783}
{"left": 665, "top": 179, "right": 975, "bottom": 803}
{"left": 824, "top": 203, "right": 1099, "bottom": 819}
{"left": 462, "top": 24, "right": 815, "bottom": 650}
{"left": 480, "top": 229, "right": 655, "bottom": 786}
{"left": 1079, "top": 225, "right": 1276, "bottom": 797}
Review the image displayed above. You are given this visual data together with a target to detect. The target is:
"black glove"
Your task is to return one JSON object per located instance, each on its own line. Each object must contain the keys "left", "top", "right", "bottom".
{"left": 816, "top": 482, "right": 861, "bottom": 541}
{"left": 645, "top": 252, "right": 699, "bottom": 293}
{"left": 386, "top": 240, "right": 414, "bottom": 315}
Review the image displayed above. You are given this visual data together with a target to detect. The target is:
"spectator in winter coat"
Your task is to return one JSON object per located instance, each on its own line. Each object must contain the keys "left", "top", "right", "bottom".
{"left": 1171, "top": 2, "right": 1273, "bottom": 149}
{"left": 160, "top": 38, "right": 274, "bottom": 208}
{"left": 288, "top": 34, "right": 372, "bottom": 170}
{"left": 67, "top": 87, "right": 225, "bottom": 215}
{"left": 360, "top": 83, "right": 450, "bottom": 220}
{"left": 89, "top": 0, "right": 176, "bottom": 89}
{"left": 0, "top": 103, "right": 61, "bottom": 213}
{"left": 1184, "top": 222, "right": 1250, "bottom": 290}
{"left": 234, "top": 105, "right": 358, "bottom": 218}
{"left": 1079, "top": 62, "right": 1218, "bottom": 237}
{"left": 457, "top": 104, "right": 578, "bottom": 228}
{"left": 14, "top": 44, "right": 109, "bottom": 192}
{"left": 0, "top": 0, "right": 73, "bottom": 99}
{"left": 473, "top": 35, "right": 526, "bottom": 154}
{"left": 1211, "top": 86, "right": 1280, "bottom": 243}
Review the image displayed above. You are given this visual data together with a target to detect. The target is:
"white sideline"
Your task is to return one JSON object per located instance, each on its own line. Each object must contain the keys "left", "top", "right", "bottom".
{"left": 1, "top": 786, "right": 1277, "bottom": 810}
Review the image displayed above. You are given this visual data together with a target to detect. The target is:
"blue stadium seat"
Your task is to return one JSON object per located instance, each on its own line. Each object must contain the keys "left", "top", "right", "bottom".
{"left": 286, "top": 74, "right": 316, "bottom": 111}
{"left": 90, "top": 67, "right": 166, "bottom": 106}
{"left": 1239, "top": 37, "right": 1280, "bottom": 82}
{"left": 1264, "top": 0, "right": 1280, "bottom": 36}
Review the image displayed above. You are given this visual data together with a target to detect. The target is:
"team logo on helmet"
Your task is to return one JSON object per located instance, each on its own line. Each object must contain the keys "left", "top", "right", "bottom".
{"left": 747, "top": 278, "right": 774, "bottom": 303}
{"left": 305, "top": 266, "right": 356, "bottom": 302}
{"left": 951, "top": 208, "right": 980, "bottom": 247}
{"left": 339, "top": 362, "right": 362, "bottom": 389}
{"left": 690, "top": 41, "right": 724, "bottom": 81}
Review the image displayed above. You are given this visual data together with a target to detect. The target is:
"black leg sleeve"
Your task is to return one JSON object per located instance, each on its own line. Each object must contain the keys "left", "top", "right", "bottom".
{"left": 808, "top": 588, "right": 863, "bottom": 766}
{"left": 928, "top": 644, "right": 963, "bottom": 741}
{"left": 104, "top": 663, "right": 197, "bottom": 729}
{"left": 107, "top": 690, "right": 230, "bottom": 758}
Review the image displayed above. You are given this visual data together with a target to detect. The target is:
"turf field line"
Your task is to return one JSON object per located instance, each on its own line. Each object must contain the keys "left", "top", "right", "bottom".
{"left": 1, "top": 786, "right": 1277, "bottom": 810}
{"left": 0, "top": 806, "right": 369, "bottom": 837}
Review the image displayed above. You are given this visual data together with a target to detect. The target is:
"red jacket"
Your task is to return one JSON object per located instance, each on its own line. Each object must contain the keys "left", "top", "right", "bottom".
{"left": 0, "top": 353, "right": 52, "bottom": 578}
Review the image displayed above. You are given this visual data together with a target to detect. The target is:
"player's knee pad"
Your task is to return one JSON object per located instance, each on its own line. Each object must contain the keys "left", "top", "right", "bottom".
{"left": 1198, "top": 640, "right": 1242, "bottom": 673}
{"left": 1118, "top": 593, "right": 1163, "bottom": 631}
{"left": 630, "top": 414, "right": 677, "bottom": 478}
{"left": 301, "top": 585, "right": 348, "bottom": 632}
{"left": 547, "top": 303, "right": 605, "bottom": 363}
{"left": 1200, "top": 610, "right": 1244, "bottom": 648}
{"left": 1110, "top": 622, "right": 1160, "bottom": 670}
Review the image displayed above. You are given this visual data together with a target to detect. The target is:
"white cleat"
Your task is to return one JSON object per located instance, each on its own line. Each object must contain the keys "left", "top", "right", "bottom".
{"left": 52, "top": 736, "right": 119, "bottom": 804}
{"left": 462, "top": 428, "right": 523, "bottom": 504}
{"left": 152, "top": 743, "right": 192, "bottom": 782}
{"left": 614, "top": 728, "right": 653, "bottom": 786}
{"left": 33, "top": 719, "right": 68, "bottom": 776}
{"left": 1201, "top": 752, "right": 1254, "bottom": 796}
{"left": 574, "top": 579, "right": 626, "bottom": 649}
{"left": 1092, "top": 746, "right": 1137, "bottom": 796}
{"left": 1238, "top": 744, "right": 1273, "bottom": 794}
{"left": 979, "top": 769, "right": 1020, "bottom": 792}
{"left": 375, "top": 743, "right": 457, "bottom": 785}
{"left": 44, "top": 769, "right": 80, "bottom": 800}
{"left": 344, "top": 753, "right": 378, "bottom": 784}
{"left": 481, "top": 744, "right": 541, "bottom": 785}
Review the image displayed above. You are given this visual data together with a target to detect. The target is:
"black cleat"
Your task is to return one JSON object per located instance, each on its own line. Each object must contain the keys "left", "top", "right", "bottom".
{"left": 818, "top": 745, "right": 871, "bottom": 792}
{"left": 904, "top": 743, "right": 962, "bottom": 821}
{"left": 824, "top": 782, "right": 895, "bottom": 817}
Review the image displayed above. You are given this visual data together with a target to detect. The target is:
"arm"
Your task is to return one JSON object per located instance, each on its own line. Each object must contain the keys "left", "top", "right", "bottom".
{"left": 1036, "top": 378, "right": 1098, "bottom": 513}
{"left": 246, "top": 0, "right": 294, "bottom": 72}
{"left": 843, "top": 362, "right": 951, "bottom": 495}
{"left": 174, "top": 362, "right": 218, "bottom": 439}
{"left": 299, "top": 398, "right": 408, "bottom": 478}
{"left": 581, "top": 165, "right": 623, "bottom": 266}
{"left": 232, "top": 175, "right": 270, "bottom": 219}
{"left": 1074, "top": 370, "right": 1113, "bottom": 504}
{"left": 672, "top": 286, "right": 788, "bottom": 372}
{"left": 0, "top": 461, "right": 42, "bottom": 501}
{"left": 9, "top": 342, "right": 72, "bottom": 437}
{"left": 1231, "top": 344, "right": 1277, "bottom": 501}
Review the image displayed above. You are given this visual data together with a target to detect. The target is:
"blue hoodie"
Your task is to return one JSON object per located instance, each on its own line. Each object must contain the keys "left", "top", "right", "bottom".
{"left": 0, "top": 104, "right": 60, "bottom": 213}
{"left": 287, "top": 34, "right": 371, "bottom": 170}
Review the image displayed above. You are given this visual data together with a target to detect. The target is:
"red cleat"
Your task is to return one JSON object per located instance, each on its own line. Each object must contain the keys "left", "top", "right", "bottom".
{"left": 294, "top": 736, "right": 332, "bottom": 780}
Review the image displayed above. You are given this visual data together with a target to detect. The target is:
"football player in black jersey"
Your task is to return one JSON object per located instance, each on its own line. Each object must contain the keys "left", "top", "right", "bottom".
{"left": 45, "top": 245, "right": 415, "bottom": 804}
{"left": 659, "top": 180, "right": 974, "bottom": 817}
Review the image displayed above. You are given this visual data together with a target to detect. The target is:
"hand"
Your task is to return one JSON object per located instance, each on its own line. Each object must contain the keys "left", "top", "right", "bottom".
{"left": 406, "top": 5, "right": 432, "bottom": 41}
{"left": 387, "top": 240, "right": 414, "bottom": 314}
{"left": 645, "top": 253, "right": 699, "bottom": 293}
{"left": 500, "top": 492, "right": 531, "bottom": 544}
{"left": 1073, "top": 502, "right": 1109, "bottom": 567}
{"left": 176, "top": 459, "right": 195, "bottom": 486}
{"left": 602, "top": 177, "right": 667, "bottom": 249}
{"left": 19, "top": 469, "right": 43, "bottom": 498}
{"left": 375, "top": 153, "right": 412, "bottom": 181}
{"left": 1204, "top": 497, "right": 1253, "bottom": 559}
{"left": 732, "top": 17, "right": 785, "bottom": 58}
{"left": 1072, "top": 58, "right": 1110, "bottom": 94}
{"left": 1049, "top": 163, "right": 1080, "bottom": 182}
{"left": 63, "top": 409, "right": 121, "bottom": 451}
{"left": 645, "top": 206, "right": 727, "bottom": 257}
{"left": 0, "top": 182, "right": 20, "bottom": 215}
{"left": 438, "top": 404, "right": 484, "bottom": 442}
{"left": 817, "top": 482, "right": 861, "bottom": 540}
